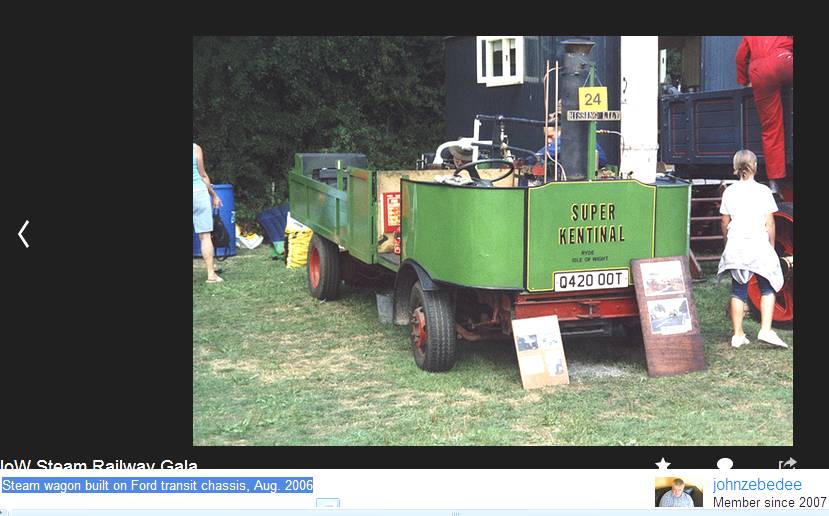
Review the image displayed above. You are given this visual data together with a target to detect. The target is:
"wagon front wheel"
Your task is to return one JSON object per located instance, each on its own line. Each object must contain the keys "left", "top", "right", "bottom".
{"left": 307, "top": 234, "right": 341, "bottom": 300}
{"left": 409, "top": 281, "right": 456, "bottom": 372}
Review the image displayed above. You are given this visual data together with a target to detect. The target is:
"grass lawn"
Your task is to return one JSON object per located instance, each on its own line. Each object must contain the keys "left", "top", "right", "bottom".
{"left": 193, "top": 246, "right": 792, "bottom": 446}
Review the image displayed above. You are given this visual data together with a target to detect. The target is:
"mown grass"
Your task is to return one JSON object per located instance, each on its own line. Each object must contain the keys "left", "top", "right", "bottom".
{"left": 193, "top": 247, "right": 792, "bottom": 446}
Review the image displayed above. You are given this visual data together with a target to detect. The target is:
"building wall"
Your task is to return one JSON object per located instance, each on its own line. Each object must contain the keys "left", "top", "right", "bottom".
{"left": 702, "top": 36, "right": 743, "bottom": 91}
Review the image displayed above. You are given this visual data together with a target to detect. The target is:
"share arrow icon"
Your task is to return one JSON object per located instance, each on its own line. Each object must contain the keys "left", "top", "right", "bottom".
{"left": 19, "top": 220, "right": 29, "bottom": 248}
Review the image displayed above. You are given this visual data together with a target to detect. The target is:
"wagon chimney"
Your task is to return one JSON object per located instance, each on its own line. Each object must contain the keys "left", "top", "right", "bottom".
{"left": 559, "top": 38, "right": 595, "bottom": 181}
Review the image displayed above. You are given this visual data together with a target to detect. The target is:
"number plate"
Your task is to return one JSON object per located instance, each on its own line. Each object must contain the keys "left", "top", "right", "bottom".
{"left": 554, "top": 269, "right": 629, "bottom": 292}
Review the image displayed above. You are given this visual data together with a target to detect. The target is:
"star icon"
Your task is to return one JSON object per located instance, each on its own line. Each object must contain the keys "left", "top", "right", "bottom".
{"left": 656, "top": 457, "right": 671, "bottom": 469}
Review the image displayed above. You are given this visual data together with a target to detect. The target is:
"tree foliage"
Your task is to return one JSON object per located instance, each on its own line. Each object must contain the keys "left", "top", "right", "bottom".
{"left": 666, "top": 48, "right": 682, "bottom": 87}
{"left": 193, "top": 36, "right": 446, "bottom": 222}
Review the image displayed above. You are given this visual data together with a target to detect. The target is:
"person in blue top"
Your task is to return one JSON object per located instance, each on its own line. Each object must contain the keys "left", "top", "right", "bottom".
{"left": 526, "top": 122, "right": 607, "bottom": 172}
{"left": 194, "top": 142, "right": 224, "bottom": 283}
{"left": 658, "top": 478, "right": 695, "bottom": 507}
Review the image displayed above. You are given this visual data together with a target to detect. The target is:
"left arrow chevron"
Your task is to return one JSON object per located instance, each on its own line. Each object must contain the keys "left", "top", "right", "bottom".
{"left": 19, "top": 220, "right": 29, "bottom": 248}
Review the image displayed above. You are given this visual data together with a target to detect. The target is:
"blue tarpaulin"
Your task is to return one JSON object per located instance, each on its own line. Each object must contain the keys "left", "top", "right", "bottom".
{"left": 256, "top": 204, "right": 290, "bottom": 243}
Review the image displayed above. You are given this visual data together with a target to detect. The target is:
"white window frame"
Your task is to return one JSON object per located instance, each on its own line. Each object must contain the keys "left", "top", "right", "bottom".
{"left": 476, "top": 36, "right": 524, "bottom": 87}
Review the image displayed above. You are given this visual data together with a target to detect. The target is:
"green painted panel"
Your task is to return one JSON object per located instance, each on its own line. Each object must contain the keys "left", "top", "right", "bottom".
{"left": 288, "top": 172, "right": 347, "bottom": 245}
{"left": 655, "top": 182, "right": 691, "bottom": 257}
{"left": 402, "top": 181, "right": 525, "bottom": 289}
{"left": 346, "top": 167, "right": 374, "bottom": 264}
{"left": 288, "top": 174, "right": 309, "bottom": 228}
{"left": 526, "top": 180, "right": 656, "bottom": 292}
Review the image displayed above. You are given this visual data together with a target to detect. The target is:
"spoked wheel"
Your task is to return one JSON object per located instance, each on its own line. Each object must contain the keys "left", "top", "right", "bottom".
{"left": 307, "top": 234, "right": 341, "bottom": 300}
{"left": 409, "top": 281, "right": 456, "bottom": 372}
{"left": 747, "top": 203, "right": 793, "bottom": 328}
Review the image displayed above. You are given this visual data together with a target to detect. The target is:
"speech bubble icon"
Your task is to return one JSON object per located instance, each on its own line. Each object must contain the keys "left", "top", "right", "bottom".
{"left": 717, "top": 457, "right": 733, "bottom": 470}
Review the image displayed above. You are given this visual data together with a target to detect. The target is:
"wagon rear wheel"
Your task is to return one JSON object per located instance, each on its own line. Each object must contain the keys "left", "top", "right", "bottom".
{"left": 409, "top": 281, "right": 456, "bottom": 372}
{"left": 307, "top": 234, "right": 341, "bottom": 300}
{"left": 747, "top": 203, "right": 793, "bottom": 328}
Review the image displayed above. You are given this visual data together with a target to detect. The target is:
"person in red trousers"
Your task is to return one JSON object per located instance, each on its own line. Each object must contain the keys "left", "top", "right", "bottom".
{"left": 735, "top": 36, "right": 793, "bottom": 196}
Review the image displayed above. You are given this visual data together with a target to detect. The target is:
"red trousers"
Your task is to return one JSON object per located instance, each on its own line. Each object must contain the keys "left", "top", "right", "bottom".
{"left": 750, "top": 51, "right": 793, "bottom": 179}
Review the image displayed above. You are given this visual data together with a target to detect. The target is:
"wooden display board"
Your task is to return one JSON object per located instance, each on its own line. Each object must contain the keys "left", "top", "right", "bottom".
{"left": 511, "top": 315, "right": 569, "bottom": 389}
{"left": 631, "top": 255, "right": 706, "bottom": 377}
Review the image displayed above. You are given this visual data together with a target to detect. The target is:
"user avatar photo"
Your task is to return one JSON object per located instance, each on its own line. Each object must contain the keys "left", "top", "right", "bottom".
{"left": 517, "top": 334, "right": 538, "bottom": 352}
{"left": 655, "top": 477, "right": 703, "bottom": 508}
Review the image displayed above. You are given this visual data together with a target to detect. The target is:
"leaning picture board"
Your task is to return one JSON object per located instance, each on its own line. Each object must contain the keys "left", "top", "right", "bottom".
{"left": 511, "top": 315, "right": 569, "bottom": 389}
{"left": 631, "top": 255, "right": 706, "bottom": 377}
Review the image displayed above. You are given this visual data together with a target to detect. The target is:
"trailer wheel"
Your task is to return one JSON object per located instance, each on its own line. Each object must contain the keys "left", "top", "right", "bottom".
{"left": 409, "top": 281, "right": 456, "bottom": 372}
{"left": 747, "top": 203, "right": 793, "bottom": 328}
{"left": 307, "top": 234, "right": 341, "bottom": 300}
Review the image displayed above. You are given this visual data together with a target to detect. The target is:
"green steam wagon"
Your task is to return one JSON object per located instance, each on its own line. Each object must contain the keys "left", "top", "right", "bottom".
{"left": 288, "top": 148, "right": 691, "bottom": 372}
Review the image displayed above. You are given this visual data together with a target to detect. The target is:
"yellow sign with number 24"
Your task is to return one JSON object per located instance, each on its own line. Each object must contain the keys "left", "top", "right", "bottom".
{"left": 579, "top": 86, "right": 608, "bottom": 112}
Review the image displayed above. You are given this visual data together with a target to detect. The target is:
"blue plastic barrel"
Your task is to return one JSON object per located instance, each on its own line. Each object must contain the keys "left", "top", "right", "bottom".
{"left": 193, "top": 184, "right": 236, "bottom": 258}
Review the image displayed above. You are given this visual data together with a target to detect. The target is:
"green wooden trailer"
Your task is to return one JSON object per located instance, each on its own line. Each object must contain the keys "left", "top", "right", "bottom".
{"left": 289, "top": 151, "right": 691, "bottom": 372}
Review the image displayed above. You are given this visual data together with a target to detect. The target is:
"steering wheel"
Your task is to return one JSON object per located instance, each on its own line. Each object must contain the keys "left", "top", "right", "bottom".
{"left": 453, "top": 159, "right": 515, "bottom": 187}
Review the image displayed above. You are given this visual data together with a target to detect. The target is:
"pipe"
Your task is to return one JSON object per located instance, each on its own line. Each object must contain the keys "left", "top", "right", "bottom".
{"left": 472, "top": 119, "right": 482, "bottom": 162}
{"left": 544, "top": 59, "right": 550, "bottom": 183}
{"left": 554, "top": 59, "right": 559, "bottom": 181}
{"left": 475, "top": 114, "right": 548, "bottom": 126}
{"left": 432, "top": 138, "right": 494, "bottom": 165}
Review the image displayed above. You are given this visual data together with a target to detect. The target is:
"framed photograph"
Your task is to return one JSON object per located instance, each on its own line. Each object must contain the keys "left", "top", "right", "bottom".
{"left": 543, "top": 352, "right": 566, "bottom": 376}
{"left": 647, "top": 297, "right": 692, "bottom": 335}
{"left": 537, "top": 332, "right": 560, "bottom": 350}
{"left": 517, "top": 334, "right": 538, "bottom": 352}
{"left": 641, "top": 259, "right": 685, "bottom": 297}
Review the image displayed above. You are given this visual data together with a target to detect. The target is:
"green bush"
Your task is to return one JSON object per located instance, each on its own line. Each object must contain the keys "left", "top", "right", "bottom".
{"left": 193, "top": 36, "right": 446, "bottom": 225}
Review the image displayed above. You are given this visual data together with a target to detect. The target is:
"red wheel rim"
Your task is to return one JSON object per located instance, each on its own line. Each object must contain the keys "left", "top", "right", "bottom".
{"left": 411, "top": 306, "right": 427, "bottom": 352}
{"left": 747, "top": 210, "right": 794, "bottom": 323}
{"left": 309, "top": 246, "right": 321, "bottom": 289}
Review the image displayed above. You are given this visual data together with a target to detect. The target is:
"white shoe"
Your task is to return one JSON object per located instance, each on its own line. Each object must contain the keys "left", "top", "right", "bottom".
{"left": 757, "top": 329, "right": 788, "bottom": 348}
{"left": 731, "top": 334, "right": 750, "bottom": 348}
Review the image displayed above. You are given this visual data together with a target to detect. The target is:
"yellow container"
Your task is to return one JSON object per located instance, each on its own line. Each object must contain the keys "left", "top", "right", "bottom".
{"left": 286, "top": 227, "right": 313, "bottom": 269}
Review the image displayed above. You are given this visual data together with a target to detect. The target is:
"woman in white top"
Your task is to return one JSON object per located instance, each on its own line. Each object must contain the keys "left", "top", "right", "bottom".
{"left": 717, "top": 150, "right": 786, "bottom": 348}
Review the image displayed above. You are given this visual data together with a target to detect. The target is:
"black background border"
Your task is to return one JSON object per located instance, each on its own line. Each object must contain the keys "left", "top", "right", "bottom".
{"left": 1, "top": 30, "right": 819, "bottom": 472}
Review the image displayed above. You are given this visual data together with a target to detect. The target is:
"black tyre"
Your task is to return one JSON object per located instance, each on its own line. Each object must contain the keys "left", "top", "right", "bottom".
{"left": 409, "top": 281, "right": 456, "bottom": 372}
{"left": 307, "top": 234, "right": 341, "bottom": 300}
